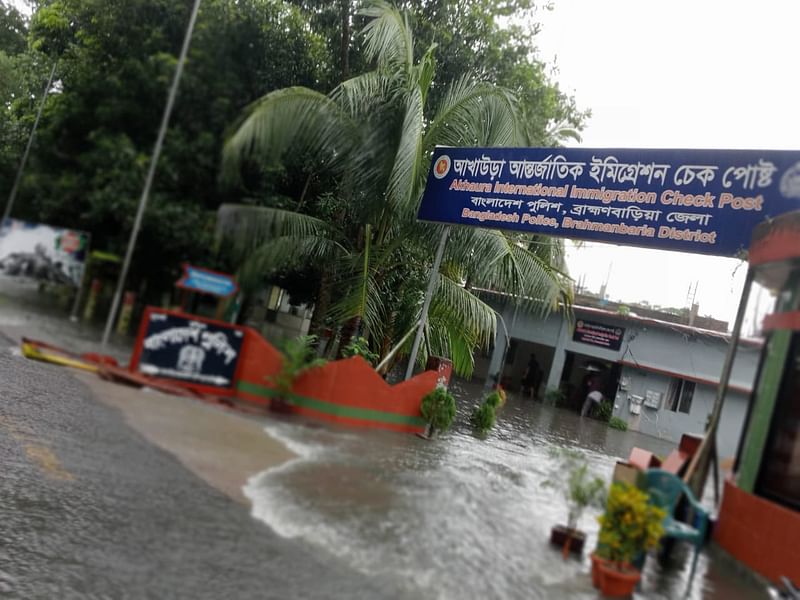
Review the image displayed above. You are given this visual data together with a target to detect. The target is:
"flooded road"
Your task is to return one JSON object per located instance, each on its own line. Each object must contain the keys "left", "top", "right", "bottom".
{"left": 0, "top": 280, "right": 132, "bottom": 363}
{"left": 0, "top": 333, "right": 402, "bottom": 599}
{"left": 245, "top": 381, "right": 767, "bottom": 600}
{"left": 0, "top": 285, "right": 769, "bottom": 598}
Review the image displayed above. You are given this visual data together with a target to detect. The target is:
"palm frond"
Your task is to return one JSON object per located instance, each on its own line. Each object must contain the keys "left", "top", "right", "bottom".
{"left": 216, "top": 204, "right": 334, "bottom": 257}
{"left": 413, "top": 274, "right": 497, "bottom": 378}
{"left": 430, "top": 274, "right": 496, "bottom": 351}
{"left": 386, "top": 86, "right": 423, "bottom": 213}
{"left": 445, "top": 227, "right": 572, "bottom": 316}
{"left": 424, "top": 76, "right": 520, "bottom": 151}
{"left": 222, "top": 87, "right": 358, "bottom": 182}
{"left": 331, "top": 71, "right": 397, "bottom": 119}
{"left": 358, "top": 1, "right": 414, "bottom": 75}
{"left": 236, "top": 235, "right": 344, "bottom": 292}
{"left": 327, "top": 270, "right": 387, "bottom": 339}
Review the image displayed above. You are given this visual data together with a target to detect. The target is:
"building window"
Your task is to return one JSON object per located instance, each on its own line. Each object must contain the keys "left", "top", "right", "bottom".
{"left": 667, "top": 379, "right": 695, "bottom": 414}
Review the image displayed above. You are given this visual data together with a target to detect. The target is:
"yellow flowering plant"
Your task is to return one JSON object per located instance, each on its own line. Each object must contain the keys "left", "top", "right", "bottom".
{"left": 596, "top": 482, "right": 666, "bottom": 567}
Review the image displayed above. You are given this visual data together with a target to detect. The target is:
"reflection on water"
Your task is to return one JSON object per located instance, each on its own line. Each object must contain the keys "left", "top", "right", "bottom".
{"left": 0, "top": 282, "right": 131, "bottom": 363}
{"left": 245, "top": 388, "right": 766, "bottom": 600}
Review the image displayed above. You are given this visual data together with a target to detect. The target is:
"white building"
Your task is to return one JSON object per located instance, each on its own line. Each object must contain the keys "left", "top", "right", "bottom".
{"left": 477, "top": 293, "right": 762, "bottom": 462}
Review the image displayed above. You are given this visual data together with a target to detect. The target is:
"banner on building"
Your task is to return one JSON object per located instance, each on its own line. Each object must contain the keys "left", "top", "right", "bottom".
{"left": 131, "top": 309, "right": 244, "bottom": 389}
{"left": 418, "top": 147, "right": 800, "bottom": 256}
{"left": 573, "top": 319, "right": 625, "bottom": 351}
{"left": 0, "top": 218, "right": 89, "bottom": 287}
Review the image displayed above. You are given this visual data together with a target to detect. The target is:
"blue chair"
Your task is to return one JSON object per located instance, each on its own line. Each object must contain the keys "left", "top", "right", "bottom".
{"left": 643, "top": 468, "right": 709, "bottom": 586}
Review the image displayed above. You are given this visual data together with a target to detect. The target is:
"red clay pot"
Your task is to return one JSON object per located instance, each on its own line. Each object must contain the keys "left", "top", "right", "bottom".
{"left": 590, "top": 553, "right": 610, "bottom": 589}
{"left": 597, "top": 561, "right": 640, "bottom": 597}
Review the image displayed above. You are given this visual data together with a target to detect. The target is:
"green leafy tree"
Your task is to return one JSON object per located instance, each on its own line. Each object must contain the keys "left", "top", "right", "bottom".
{"left": 220, "top": 1, "right": 574, "bottom": 376}
{"left": 0, "top": 1, "right": 27, "bottom": 54}
{"left": 288, "top": 0, "right": 588, "bottom": 142}
{"left": 14, "top": 0, "right": 330, "bottom": 299}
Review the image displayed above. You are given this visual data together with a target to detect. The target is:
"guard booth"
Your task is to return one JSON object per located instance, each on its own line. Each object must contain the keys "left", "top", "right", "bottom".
{"left": 174, "top": 263, "right": 239, "bottom": 321}
{"left": 715, "top": 210, "right": 800, "bottom": 584}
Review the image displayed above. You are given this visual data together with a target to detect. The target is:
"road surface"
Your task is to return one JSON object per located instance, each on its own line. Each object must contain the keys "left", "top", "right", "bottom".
{"left": 0, "top": 333, "right": 403, "bottom": 599}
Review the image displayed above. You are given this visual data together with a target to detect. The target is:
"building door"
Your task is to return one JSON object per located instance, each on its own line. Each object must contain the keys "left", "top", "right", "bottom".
{"left": 560, "top": 351, "right": 620, "bottom": 414}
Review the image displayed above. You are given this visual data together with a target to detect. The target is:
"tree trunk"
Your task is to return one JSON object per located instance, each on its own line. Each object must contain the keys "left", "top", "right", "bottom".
{"left": 308, "top": 272, "right": 333, "bottom": 354}
{"left": 339, "top": 0, "right": 351, "bottom": 81}
{"left": 308, "top": 271, "right": 332, "bottom": 336}
{"left": 336, "top": 315, "right": 362, "bottom": 358}
{"left": 236, "top": 293, "right": 252, "bottom": 326}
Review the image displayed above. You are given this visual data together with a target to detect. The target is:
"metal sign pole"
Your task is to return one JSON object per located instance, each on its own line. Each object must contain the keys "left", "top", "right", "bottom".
{"left": 2, "top": 61, "right": 57, "bottom": 225}
{"left": 684, "top": 266, "right": 754, "bottom": 499}
{"left": 405, "top": 226, "right": 450, "bottom": 380}
{"left": 101, "top": 0, "right": 203, "bottom": 349}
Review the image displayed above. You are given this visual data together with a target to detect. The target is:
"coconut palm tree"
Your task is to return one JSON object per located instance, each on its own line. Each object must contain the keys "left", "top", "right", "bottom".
{"left": 218, "top": 0, "right": 573, "bottom": 377}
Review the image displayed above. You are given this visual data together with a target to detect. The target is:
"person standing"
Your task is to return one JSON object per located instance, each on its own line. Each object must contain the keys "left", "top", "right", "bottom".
{"left": 521, "top": 354, "right": 542, "bottom": 400}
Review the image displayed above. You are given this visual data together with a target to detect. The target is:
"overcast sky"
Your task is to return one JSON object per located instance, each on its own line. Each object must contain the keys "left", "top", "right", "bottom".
{"left": 531, "top": 0, "right": 797, "bottom": 330}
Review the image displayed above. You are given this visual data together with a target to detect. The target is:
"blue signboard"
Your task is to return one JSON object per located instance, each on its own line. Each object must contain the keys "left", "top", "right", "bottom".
{"left": 177, "top": 265, "right": 238, "bottom": 297}
{"left": 418, "top": 147, "right": 800, "bottom": 256}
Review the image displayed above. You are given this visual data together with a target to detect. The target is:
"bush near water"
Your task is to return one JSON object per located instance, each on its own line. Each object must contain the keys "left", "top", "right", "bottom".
{"left": 420, "top": 388, "right": 457, "bottom": 434}
{"left": 470, "top": 390, "right": 506, "bottom": 437}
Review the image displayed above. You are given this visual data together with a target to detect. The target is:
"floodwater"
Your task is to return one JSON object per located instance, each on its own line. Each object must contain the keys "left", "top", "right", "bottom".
{"left": 0, "top": 283, "right": 768, "bottom": 598}
{"left": 0, "top": 279, "right": 132, "bottom": 363}
{"left": 245, "top": 380, "right": 768, "bottom": 600}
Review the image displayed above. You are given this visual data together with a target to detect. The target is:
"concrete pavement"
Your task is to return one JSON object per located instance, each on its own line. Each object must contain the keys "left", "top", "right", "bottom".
{"left": 0, "top": 334, "right": 404, "bottom": 599}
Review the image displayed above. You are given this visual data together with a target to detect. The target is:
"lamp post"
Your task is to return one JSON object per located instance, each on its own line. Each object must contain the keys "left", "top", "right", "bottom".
{"left": 101, "top": 0, "right": 203, "bottom": 349}
{"left": 1, "top": 61, "right": 58, "bottom": 225}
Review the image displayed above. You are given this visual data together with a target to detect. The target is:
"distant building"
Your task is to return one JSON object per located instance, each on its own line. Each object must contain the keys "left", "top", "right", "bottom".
{"left": 475, "top": 291, "right": 761, "bottom": 462}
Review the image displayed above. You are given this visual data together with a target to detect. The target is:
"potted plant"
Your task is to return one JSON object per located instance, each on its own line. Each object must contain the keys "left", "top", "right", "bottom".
{"left": 419, "top": 386, "right": 456, "bottom": 438}
{"left": 469, "top": 389, "right": 506, "bottom": 437}
{"left": 267, "top": 334, "right": 327, "bottom": 412}
{"left": 593, "top": 482, "right": 666, "bottom": 597}
{"left": 546, "top": 449, "right": 606, "bottom": 557}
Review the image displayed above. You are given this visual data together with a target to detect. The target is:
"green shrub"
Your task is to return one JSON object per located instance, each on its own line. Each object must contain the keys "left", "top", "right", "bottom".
{"left": 608, "top": 416, "right": 628, "bottom": 431}
{"left": 596, "top": 400, "right": 613, "bottom": 422}
{"left": 544, "top": 388, "right": 565, "bottom": 405}
{"left": 597, "top": 483, "right": 666, "bottom": 565}
{"left": 341, "top": 336, "right": 379, "bottom": 365}
{"left": 420, "top": 387, "right": 456, "bottom": 434}
{"left": 484, "top": 391, "right": 503, "bottom": 409}
{"left": 268, "top": 334, "right": 327, "bottom": 397}
{"left": 470, "top": 402, "right": 496, "bottom": 436}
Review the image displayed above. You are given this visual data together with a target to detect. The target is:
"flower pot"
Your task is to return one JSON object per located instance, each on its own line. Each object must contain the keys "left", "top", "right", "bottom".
{"left": 590, "top": 552, "right": 611, "bottom": 589}
{"left": 597, "top": 561, "right": 640, "bottom": 598}
{"left": 549, "top": 524, "right": 586, "bottom": 555}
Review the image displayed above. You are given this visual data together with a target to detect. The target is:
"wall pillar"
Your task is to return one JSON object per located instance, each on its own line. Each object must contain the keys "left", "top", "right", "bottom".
{"left": 485, "top": 307, "right": 510, "bottom": 389}
{"left": 545, "top": 317, "right": 569, "bottom": 392}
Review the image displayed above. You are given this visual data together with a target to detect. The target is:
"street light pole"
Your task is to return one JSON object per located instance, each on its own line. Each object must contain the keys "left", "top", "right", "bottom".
{"left": 1, "top": 61, "right": 57, "bottom": 225}
{"left": 101, "top": 0, "right": 203, "bottom": 349}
